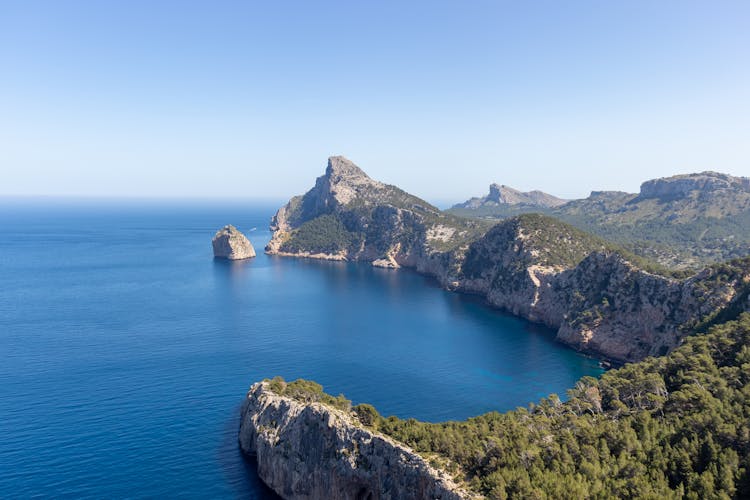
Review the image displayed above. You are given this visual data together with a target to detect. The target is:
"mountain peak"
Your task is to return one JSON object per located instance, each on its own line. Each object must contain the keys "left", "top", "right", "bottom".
{"left": 325, "top": 156, "right": 371, "bottom": 181}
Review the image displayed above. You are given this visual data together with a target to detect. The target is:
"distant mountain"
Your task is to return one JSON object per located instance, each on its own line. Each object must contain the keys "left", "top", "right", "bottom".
{"left": 453, "top": 183, "right": 567, "bottom": 210}
{"left": 448, "top": 171, "right": 750, "bottom": 268}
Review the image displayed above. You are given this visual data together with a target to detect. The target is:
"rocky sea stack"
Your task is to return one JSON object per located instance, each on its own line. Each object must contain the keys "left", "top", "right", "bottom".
{"left": 212, "top": 225, "right": 256, "bottom": 260}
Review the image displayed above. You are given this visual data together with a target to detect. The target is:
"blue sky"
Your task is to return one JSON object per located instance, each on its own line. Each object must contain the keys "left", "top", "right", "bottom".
{"left": 1, "top": 1, "right": 748, "bottom": 202}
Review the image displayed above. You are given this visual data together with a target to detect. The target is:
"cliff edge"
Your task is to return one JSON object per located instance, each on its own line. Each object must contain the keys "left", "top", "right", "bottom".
{"left": 239, "top": 380, "right": 474, "bottom": 500}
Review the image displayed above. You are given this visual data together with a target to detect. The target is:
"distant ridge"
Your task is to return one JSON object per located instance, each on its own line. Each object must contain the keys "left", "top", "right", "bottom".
{"left": 453, "top": 183, "right": 567, "bottom": 210}
{"left": 449, "top": 171, "right": 750, "bottom": 268}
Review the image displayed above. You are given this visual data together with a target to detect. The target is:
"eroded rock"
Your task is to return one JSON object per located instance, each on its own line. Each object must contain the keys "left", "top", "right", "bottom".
{"left": 212, "top": 225, "right": 256, "bottom": 260}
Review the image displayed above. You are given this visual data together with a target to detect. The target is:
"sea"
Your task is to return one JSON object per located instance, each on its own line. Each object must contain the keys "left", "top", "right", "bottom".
{"left": 0, "top": 199, "right": 603, "bottom": 498}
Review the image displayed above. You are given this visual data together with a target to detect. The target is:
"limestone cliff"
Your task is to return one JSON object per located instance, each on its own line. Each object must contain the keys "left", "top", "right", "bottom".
{"left": 238, "top": 381, "right": 474, "bottom": 500}
{"left": 267, "top": 158, "right": 750, "bottom": 363}
{"left": 638, "top": 171, "right": 750, "bottom": 201}
{"left": 456, "top": 218, "right": 750, "bottom": 362}
{"left": 213, "top": 225, "right": 256, "bottom": 260}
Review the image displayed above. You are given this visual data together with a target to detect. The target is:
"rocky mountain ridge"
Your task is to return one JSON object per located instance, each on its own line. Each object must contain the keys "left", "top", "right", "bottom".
{"left": 266, "top": 157, "right": 750, "bottom": 363}
{"left": 638, "top": 171, "right": 750, "bottom": 201}
{"left": 453, "top": 183, "right": 567, "bottom": 210}
{"left": 449, "top": 171, "right": 750, "bottom": 268}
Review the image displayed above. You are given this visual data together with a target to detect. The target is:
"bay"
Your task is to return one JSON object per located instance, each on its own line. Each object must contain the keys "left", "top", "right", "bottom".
{"left": 0, "top": 199, "right": 602, "bottom": 498}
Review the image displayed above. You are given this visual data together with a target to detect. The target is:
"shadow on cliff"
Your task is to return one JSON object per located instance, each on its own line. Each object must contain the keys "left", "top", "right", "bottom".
{"left": 217, "top": 401, "right": 280, "bottom": 499}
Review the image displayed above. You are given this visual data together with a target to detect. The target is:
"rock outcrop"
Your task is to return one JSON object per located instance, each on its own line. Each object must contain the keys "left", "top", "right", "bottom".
{"left": 266, "top": 157, "right": 750, "bottom": 363}
{"left": 212, "top": 225, "right": 256, "bottom": 260}
{"left": 239, "top": 381, "right": 473, "bottom": 500}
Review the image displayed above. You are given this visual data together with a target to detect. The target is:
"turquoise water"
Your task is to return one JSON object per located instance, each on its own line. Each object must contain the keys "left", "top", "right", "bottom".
{"left": 0, "top": 200, "right": 602, "bottom": 498}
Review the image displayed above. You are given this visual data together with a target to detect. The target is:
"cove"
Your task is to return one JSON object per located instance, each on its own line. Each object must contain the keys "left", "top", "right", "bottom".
{"left": 0, "top": 200, "right": 602, "bottom": 498}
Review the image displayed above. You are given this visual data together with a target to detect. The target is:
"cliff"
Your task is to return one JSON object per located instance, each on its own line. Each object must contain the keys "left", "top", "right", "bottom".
{"left": 238, "top": 380, "right": 474, "bottom": 500}
{"left": 449, "top": 215, "right": 749, "bottom": 362}
{"left": 267, "top": 158, "right": 750, "bottom": 363}
{"left": 638, "top": 171, "right": 750, "bottom": 201}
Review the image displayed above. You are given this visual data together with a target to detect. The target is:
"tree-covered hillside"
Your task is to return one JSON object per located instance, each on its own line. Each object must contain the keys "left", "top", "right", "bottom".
{"left": 267, "top": 312, "right": 750, "bottom": 499}
{"left": 352, "top": 313, "right": 750, "bottom": 499}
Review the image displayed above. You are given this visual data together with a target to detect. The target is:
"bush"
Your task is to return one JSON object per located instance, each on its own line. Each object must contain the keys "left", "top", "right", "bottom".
{"left": 263, "top": 377, "right": 352, "bottom": 412}
{"left": 353, "top": 403, "right": 381, "bottom": 427}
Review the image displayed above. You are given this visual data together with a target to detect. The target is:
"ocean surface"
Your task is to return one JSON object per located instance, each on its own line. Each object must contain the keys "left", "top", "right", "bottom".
{"left": 0, "top": 200, "right": 603, "bottom": 498}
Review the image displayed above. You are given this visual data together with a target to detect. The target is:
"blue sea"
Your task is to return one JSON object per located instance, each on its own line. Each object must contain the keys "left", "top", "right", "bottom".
{"left": 0, "top": 199, "right": 603, "bottom": 498}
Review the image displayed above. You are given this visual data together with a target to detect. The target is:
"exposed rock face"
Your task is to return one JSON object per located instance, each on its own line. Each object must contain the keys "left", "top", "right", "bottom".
{"left": 454, "top": 183, "right": 567, "bottom": 209}
{"left": 239, "top": 382, "right": 473, "bottom": 500}
{"left": 267, "top": 158, "right": 750, "bottom": 363}
{"left": 212, "top": 225, "right": 256, "bottom": 260}
{"left": 638, "top": 171, "right": 750, "bottom": 201}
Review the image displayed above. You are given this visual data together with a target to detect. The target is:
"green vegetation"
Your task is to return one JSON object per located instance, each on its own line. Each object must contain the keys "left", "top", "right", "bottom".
{"left": 280, "top": 214, "right": 359, "bottom": 254}
{"left": 265, "top": 376, "right": 352, "bottom": 412}
{"left": 266, "top": 314, "right": 750, "bottom": 498}
{"left": 349, "top": 314, "right": 750, "bottom": 499}
{"left": 462, "top": 213, "right": 685, "bottom": 280}
{"left": 691, "top": 258, "right": 750, "bottom": 333}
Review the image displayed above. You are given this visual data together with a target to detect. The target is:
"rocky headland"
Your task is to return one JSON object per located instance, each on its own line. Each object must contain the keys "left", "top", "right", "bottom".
{"left": 238, "top": 380, "right": 474, "bottom": 500}
{"left": 266, "top": 157, "right": 750, "bottom": 363}
{"left": 212, "top": 224, "right": 256, "bottom": 260}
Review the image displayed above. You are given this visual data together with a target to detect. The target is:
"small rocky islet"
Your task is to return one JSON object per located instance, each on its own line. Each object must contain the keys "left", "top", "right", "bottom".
{"left": 212, "top": 224, "right": 256, "bottom": 260}
{"left": 236, "top": 156, "right": 750, "bottom": 499}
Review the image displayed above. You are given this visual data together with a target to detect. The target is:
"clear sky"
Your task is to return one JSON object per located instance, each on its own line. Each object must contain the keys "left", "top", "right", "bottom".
{"left": 1, "top": 1, "right": 748, "bottom": 203}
